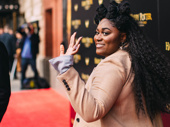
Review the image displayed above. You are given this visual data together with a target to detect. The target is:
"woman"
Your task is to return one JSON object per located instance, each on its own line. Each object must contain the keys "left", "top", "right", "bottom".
{"left": 49, "top": 1, "right": 170, "bottom": 126}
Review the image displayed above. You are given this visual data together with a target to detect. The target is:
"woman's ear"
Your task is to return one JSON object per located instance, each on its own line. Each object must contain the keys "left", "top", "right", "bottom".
{"left": 120, "top": 33, "right": 126, "bottom": 42}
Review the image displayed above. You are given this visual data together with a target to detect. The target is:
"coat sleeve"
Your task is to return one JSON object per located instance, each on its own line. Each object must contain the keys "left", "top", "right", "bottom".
{"left": 57, "top": 58, "right": 127, "bottom": 122}
{"left": 0, "top": 42, "right": 11, "bottom": 122}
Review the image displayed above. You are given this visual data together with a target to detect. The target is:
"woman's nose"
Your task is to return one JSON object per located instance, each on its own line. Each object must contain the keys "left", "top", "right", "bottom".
{"left": 95, "top": 34, "right": 102, "bottom": 41}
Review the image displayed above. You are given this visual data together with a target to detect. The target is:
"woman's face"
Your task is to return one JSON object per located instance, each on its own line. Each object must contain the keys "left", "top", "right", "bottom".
{"left": 94, "top": 18, "right": 125, "bottom": 57}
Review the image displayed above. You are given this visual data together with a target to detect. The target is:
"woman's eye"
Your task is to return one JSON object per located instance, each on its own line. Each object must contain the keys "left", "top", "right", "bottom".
{"left": 95, "top": 31, "right": 99, "bottom": 35}
{"left": 103, "top": 32, "right": 109, "bottom": 36}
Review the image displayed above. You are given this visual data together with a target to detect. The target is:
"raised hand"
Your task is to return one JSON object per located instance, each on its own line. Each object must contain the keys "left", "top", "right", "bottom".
{"left": 60, "top": 32, "right": 82, "bottom": 56}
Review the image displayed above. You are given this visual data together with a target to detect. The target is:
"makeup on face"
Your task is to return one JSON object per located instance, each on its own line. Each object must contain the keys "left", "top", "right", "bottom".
{"left": 94, "top": 18, "right": 122, "bottom": 57}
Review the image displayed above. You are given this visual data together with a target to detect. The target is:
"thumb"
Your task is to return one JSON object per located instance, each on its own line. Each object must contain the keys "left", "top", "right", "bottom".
{"left": 60, "top": 44, "right": 65, "bottom": 56}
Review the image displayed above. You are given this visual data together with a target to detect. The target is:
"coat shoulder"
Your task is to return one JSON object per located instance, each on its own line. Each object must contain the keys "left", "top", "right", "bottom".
{"left": 98, "top": 49, "right": 131, "bottom": 68}
{"left": 95, "top": 50, "right": 132, "bottom": 80}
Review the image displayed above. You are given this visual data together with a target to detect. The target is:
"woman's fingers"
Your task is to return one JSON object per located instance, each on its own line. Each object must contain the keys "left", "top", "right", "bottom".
{"left": 60, "top": 44, "right": 65, "bottom": 56}
{"left": 69, "top": 32, "right": 77, "bottom": 47}
{"left": 72, "top": 44, "right": 81, "bottom": 54}
{"left": 76, "top": 36, "right": 83, "bottom": 45}
{"left": 65, "top": 32, "right": 82, "bottom": 55}
{"left": 73, "top": 36, "right": 83, "bottom": 50}
{"left": 71, "top": 36, "right": 82, "bottom": 55}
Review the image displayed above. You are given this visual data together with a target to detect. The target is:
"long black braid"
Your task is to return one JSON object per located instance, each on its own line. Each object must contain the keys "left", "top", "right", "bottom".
{"left": 94, "top": 0, "right": 170, "bottom": 122}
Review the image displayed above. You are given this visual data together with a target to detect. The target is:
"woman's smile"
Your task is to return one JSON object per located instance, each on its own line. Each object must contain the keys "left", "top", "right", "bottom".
{"left": 96, "top": 43, "right": 105, "bottom": 48}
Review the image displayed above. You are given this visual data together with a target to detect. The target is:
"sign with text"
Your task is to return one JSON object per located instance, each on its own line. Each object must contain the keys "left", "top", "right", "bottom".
{"left": 69, "top": 0, "right": 170, "bottom": 82}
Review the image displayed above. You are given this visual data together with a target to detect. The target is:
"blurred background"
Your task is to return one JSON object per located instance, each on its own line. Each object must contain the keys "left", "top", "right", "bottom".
{"left": 0, "top": 0, "right": 67, "bottom": 95}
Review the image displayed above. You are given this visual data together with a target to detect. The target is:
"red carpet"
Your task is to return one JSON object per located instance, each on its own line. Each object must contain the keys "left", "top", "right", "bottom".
{"left": 1, "top": 88, "right": 70, "bottom": 127}
{"left": 1, "top": 88, "right": 169, "bottom": 127}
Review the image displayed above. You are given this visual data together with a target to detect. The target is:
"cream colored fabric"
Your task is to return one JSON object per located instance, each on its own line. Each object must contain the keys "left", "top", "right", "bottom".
{"left": 57, "top": 49, "right": 163, "bottom": 127}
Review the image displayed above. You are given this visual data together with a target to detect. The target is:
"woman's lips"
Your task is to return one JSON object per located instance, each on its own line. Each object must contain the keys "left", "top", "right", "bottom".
{"left": 96, "top": 44, "right": 104, "bottom": 48}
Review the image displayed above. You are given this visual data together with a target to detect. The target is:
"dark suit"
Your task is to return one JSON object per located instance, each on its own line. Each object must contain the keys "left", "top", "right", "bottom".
{"left": 0, "top": 41, "right": 11, "bottom": 122}
{"left": 0, "top": 33, "right": 16, "bottom": 71}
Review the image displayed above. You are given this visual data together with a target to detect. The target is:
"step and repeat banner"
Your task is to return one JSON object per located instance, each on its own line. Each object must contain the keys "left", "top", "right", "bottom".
{"left": 68, "top": 0, "right": 170, "bottom": 126}
{"left": 69, "top": 0, "right": 170, "bottom": 82}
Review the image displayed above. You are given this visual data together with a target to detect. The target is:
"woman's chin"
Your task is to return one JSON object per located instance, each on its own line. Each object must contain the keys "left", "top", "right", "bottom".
{"left": 96, "top": 51, "right": 105, "bottom": 57}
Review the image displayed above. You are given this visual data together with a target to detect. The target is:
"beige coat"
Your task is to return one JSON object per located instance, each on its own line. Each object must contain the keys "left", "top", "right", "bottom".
{"left": 57, "top": 49, "right": 163, "bottom": 127}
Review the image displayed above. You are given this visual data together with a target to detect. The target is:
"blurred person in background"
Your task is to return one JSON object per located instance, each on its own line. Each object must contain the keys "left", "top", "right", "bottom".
{"left": 20, "top": 25, "right": 40, "bottom": 89}
{"left": 8, "top": 28, "right": 14, "bottom": 35}
{"left": 13, "top": 28, "right": 24, "bottom": 79}
{"left": 0, "top": 27, "right": 3, "bottom": 35}
{"left": 0, "top": 41, "right": 11, "bottom": 122}
{"left": 0, "top": 25, "right": 16, "bottom": 72}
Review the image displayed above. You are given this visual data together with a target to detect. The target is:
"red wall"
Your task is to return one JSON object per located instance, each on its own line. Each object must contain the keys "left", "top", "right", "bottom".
{"left": 43, "top": 0, "right": 63, "bottom": 57}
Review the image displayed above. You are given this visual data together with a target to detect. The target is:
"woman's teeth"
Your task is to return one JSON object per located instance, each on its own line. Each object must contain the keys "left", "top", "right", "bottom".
{"left": 96, "top": 44, "right": 104, "bottom": 48}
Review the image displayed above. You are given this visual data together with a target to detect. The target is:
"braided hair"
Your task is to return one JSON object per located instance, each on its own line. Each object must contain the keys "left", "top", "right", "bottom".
{"left": 94, "top": 0, "right": 170, "bottom": 122}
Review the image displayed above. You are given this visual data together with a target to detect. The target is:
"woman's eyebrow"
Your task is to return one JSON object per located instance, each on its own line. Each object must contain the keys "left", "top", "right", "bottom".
{"left": 96, "top": 28, "right": 111, "bottom": 31}
{"left": 102, "top": 28, "right": 111, "bottom": 31}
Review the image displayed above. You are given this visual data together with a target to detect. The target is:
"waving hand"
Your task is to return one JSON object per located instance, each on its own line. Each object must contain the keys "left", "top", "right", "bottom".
{"left": 60, "top": 32, "right": 82, "bottom": 56}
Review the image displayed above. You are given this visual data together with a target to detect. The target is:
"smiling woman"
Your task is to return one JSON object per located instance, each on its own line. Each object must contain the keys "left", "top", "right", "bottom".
{"left": 94, "top": 18, "right": 126, "bottom": 57}
{"left": 49, "top": 0, "right": 170, "bottom": 127}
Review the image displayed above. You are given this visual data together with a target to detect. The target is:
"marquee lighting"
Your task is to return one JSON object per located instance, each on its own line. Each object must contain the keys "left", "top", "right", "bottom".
{"left": 15, "top": 5, "right": 18, "bottom": 9}
{"left": 5, "top": 5, "right": 9, "bottom": 9}
{"left": 0, "top": 4, "right": 19, "bottom": 12}
{"left": 9, "top": 5, "right": 14, "bottom": 10}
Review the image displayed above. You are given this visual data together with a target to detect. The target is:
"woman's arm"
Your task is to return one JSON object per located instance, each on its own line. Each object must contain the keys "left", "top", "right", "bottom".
{"left": 57, "top": 58, "right": 125, "bottom": 122}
